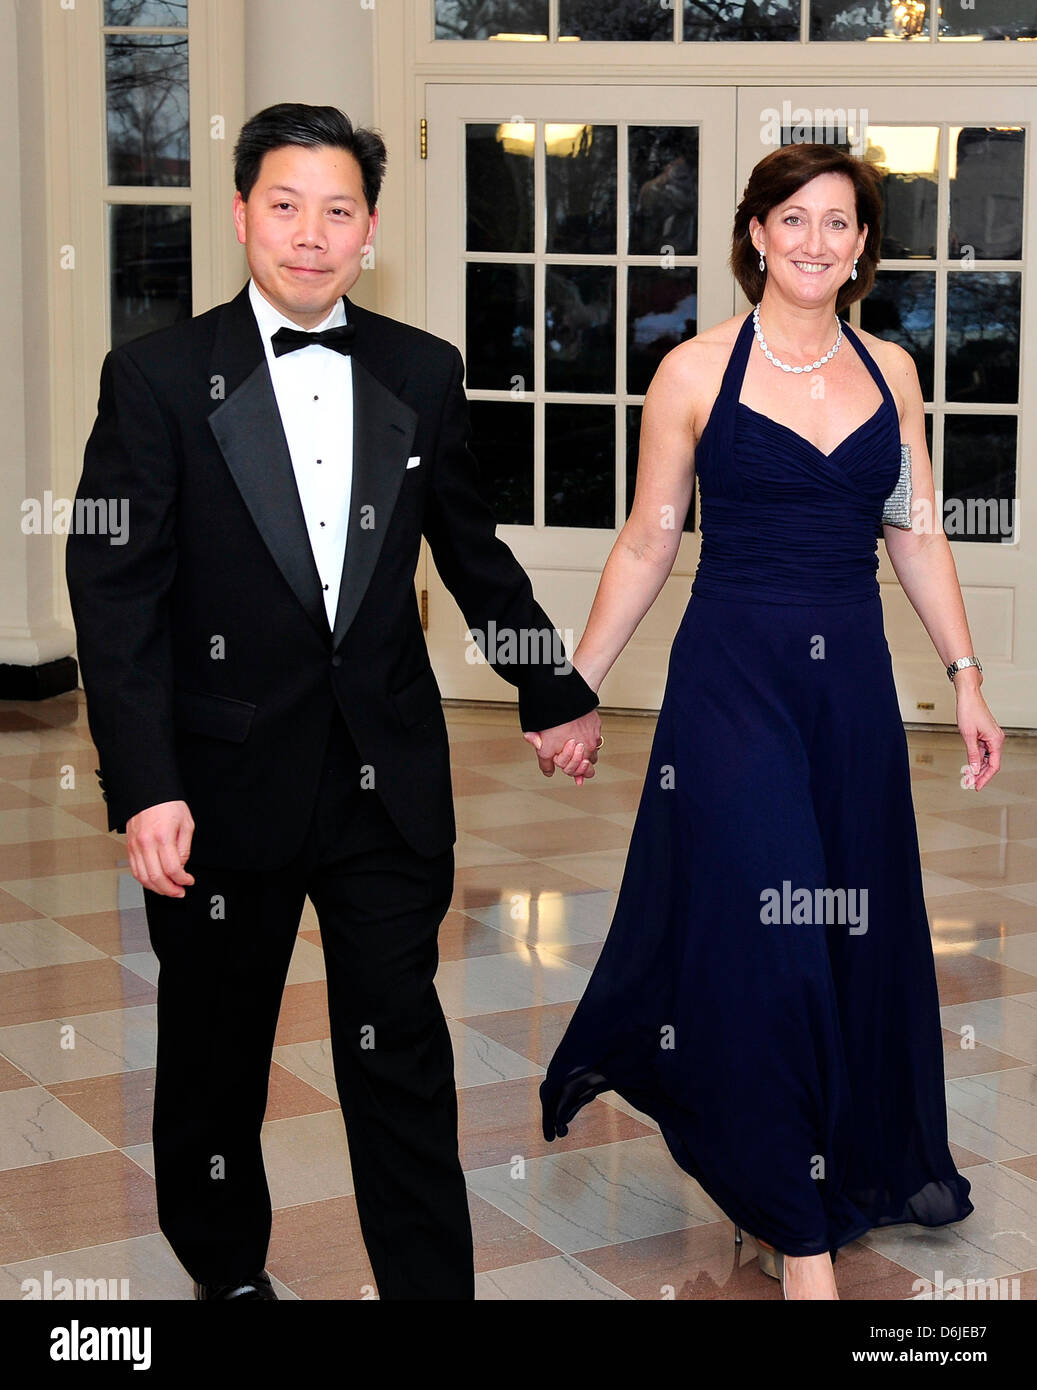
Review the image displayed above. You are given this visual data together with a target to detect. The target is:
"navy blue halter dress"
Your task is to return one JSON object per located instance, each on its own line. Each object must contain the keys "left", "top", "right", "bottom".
{"left": 539, "top": 309, "right": 974, "bottom": 1258}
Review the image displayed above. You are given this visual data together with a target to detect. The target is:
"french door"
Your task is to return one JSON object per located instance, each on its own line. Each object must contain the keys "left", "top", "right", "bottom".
{"left": 424, "top": 83, "right": 1036, "bottom": 728}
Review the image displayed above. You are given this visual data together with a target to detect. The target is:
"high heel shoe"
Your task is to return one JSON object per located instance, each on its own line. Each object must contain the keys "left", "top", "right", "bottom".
{"left": 734, "top": 1225, "right": 787, "bottom": 1298}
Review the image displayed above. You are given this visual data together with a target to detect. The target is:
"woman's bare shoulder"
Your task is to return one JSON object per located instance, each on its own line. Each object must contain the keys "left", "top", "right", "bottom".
{"left": 851, "top": 323, "right": 917, "bottom": 378}
{"left": 850, "top": 324, "right": 920, "bottom": 417}
{"left": 650, "top": 315, "right": 744, "bottom": 395}
{"left": 650, "top": 314, "right": 747, "bottom": 434}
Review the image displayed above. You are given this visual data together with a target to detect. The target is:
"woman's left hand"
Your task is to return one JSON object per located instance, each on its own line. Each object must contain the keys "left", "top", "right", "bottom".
{"left": 955, "top": 687, "right": 1005, "bottom": 790}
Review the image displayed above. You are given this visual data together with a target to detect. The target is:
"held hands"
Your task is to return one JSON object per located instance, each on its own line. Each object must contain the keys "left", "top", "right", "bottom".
{"left": 523, "top": 710, "right": 603, "bottom": 787}
{"left": 955, "top": 686, "right": 1005, "bottom": 791}
{"left": 126, "top": 800, "right": 196, "bottom": 897}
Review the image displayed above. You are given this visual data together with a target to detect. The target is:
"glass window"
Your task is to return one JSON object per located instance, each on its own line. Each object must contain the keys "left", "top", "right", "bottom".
{"left": 559, "top": 0, "right": 673, "bottom": 40}
{"left": 949, "top": 127, "right": 1025, "bottom": 261}
{"left": 683, "top": 0, "right": 799, "bottom": 41}
{"left": 466, "top": 123, "right": 534, "bottom": 253}
{"left": 545, "top": 405, "right": 615, "bottom": 528}
{"left": 104, "top": 0, "right": 187, "bottom": 25}
{"left": 463, "top": 119, "right": 699, "bottom": 530}
{"left": 866, "top": 127, "right": 939, "bottom": 259}
{"left": 105, "top": 32, "right": 190, "bottom": 187}
{"left": 811, "top": 0, "right": 929, "bottom": 40}
{"left": 104, "top": 2, "right": 192, "bottom": 345}
{"left": 435, "top": 0, "right": 548, "bottom": 40}
{"left": 470, "top": 402, "right": 535, "bottom": 524}
{"left": 546, "top": 124, "right": 617, "bottom": 254}
{"left": 108, "top": 204, "right": 192, "bottom": 349}
{"left": 436, "top": 0, "right": 1034, "bottom": 41}
{"left": 939, "top": 0, "right": 1035, "bottom": 40}
{"left": 628, "top": 126, "right": 699, "bottom": 255}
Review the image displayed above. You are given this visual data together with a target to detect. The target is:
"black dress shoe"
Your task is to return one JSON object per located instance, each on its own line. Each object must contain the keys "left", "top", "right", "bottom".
{"left": 194, "top": 1270, "right": 277, "bottom": 1300}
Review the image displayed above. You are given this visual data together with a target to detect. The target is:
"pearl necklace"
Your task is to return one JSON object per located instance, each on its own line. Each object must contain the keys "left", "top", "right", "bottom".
{"left": 753, "top": 302, "right": 842, "bottom": 373}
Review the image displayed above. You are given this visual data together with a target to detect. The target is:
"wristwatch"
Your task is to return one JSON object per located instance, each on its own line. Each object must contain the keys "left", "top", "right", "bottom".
{"left": 946, "top": 656, "right": 982, "bottom": 682}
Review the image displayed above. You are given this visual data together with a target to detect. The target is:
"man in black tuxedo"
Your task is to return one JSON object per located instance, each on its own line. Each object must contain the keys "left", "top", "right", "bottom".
{"left": 65, "top": 103, "right": 602, "bottom": 1301}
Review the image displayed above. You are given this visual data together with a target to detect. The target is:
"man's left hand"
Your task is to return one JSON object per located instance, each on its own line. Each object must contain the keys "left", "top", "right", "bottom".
{"left": 523, "top": 711, "right": 603, "bottom": 786}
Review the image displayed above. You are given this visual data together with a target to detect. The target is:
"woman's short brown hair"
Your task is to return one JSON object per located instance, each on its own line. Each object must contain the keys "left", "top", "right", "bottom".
{"left": 730, "top": 143, "right": 884, "bottom": 313}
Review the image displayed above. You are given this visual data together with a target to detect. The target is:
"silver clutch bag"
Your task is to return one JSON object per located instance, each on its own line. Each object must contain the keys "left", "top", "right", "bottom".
{"left": 881, "top": 443, "right": 912, "bottom": 529}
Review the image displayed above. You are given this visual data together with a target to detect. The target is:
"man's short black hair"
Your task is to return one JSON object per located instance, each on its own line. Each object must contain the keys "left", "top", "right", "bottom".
{"left": 233, "top": 103, "right": 388, "bottom": 212}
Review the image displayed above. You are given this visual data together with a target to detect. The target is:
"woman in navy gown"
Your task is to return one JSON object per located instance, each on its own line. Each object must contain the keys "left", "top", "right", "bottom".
{"left": 537, "top": 143, "right": 1004, "bottom": 1300}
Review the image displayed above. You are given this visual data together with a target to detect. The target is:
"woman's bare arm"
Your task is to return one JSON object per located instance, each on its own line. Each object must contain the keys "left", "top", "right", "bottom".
{"left": 573, "top": 344, "right": 700, "bottom": 693}
{"left": 880, "top": 342, "right": 1005, "bottom": 787}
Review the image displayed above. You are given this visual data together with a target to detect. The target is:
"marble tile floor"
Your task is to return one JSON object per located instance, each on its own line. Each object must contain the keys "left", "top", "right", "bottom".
{"left": 0, "top": 691, "right": 1035, "bottom": 1300}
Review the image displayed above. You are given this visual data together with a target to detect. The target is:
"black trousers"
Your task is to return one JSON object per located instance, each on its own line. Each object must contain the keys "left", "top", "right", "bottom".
{"left": 143, "top": 707, "right": 473, "bottom": 1299}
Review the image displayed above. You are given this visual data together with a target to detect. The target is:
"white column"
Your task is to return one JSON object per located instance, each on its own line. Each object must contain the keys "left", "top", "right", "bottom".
{"left": 0, "top": 0, "right": 77, "bottom": 679}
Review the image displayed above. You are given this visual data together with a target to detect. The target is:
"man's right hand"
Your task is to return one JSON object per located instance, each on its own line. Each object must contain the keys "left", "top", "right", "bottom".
{"left": 126, "top": 800, "right": 196, "bottom": 897}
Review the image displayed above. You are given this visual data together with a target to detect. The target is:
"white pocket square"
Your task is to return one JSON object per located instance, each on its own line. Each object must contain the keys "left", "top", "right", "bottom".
{"left": 406, "top": 455, "right": 421, "bottom": 469}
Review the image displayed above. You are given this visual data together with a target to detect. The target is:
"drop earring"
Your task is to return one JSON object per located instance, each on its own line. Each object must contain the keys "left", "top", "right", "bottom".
{"left": 851, "top": 257, "right": 858, "bottom": 281}
{"left": 759, "top": 251, "right": 766, "bottom": 272}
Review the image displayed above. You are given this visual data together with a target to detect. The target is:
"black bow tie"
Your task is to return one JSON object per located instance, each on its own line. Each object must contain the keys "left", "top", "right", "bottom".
{"left": 271, "top": 322, "right": 357, "bottom": 357}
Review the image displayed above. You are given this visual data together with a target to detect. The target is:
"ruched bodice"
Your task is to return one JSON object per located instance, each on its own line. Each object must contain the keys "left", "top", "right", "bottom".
{"left": 691, "top": 310, "right": 902, "bottom": 605}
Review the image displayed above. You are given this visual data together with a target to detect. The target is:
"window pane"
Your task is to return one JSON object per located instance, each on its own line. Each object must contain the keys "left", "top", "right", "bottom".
{"left": 545, "top": 266, "right": 615, "bottom": 393}
{"left": 627, "top": 405, "right": 695, "bottom": 531}
{"left": 864, "top": 127, "right": 938, "bottom": 259}
{"left": 560, "top": 0, "right": 672, "bottom": 39}
{"left": 773, "top": 120, "right": 856, "bottom": 151}
{"left": 434, "top": 0, "right": 548, "bottom": 39}
{"left": 949, "top": 128, "right": 1025, "bottom": 261}
{"left": 943, "top": 417, "right": 1016, "bottom": 544}
{"left": 109, "top": 204, "right": 191, "bottom": 348}
{"left": 683, "top": 0, "right": 798, "bottom": 41}
{"left": 627, "top": 267, "right": 697, "bottom": 396}
{"left": 860, "top": 272, "right": 935, "bottom": 401}
{"left": 945, "top": 272, "right": 1020, "bottom": 405}
{"left": 469, "top": 402, "right": 534, "bottom": 525}
{"left": 810, "top": 0, "right": 929, "bottom": 39}
{"left": 466, "top": 123, "right": 534, "bottom": 253}
{"left": 465, "top": 263, "right": 534, "bottom": 391}
{"left": 628, "top": 126, "right": 699, "bottom": 255}
{"left": 106, "top": 33, "right": 189, "bottom": 186}
{"left": 939, "top": 0, "right": 1035, "bottom": 39}
{"left": 546, "top": 124, "right": 617, "bottom": 254}
{"left": 545, "top": 405, "right": 615, "bottom": 528}
{"left": 104, "top": 0, "right": 187, "bottom": 24}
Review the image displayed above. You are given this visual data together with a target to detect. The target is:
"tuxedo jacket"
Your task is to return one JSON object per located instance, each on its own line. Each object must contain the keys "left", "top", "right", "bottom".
{"left": 65, "top": 282, "right": 598, "bottom": 869}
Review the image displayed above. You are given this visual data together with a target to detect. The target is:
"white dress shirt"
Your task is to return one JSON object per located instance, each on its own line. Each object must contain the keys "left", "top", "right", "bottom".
{"left": 248, "top": 277, "right": 353, "bottom": 628}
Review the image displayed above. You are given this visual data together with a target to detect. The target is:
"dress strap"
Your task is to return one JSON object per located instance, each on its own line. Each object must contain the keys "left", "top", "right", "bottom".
{"left": 839, "top": 319, "right": 897, "bottom": 416}
{"left": 710, "top": 310, "right": 756, "bottom": 460}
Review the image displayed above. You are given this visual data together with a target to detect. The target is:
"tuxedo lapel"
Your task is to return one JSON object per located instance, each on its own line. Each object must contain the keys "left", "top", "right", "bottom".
{"left": 207, "top": 284, "right": 331, "bottom": 643}
{"left": 330, "top": 337, "right": 418, "bottom": 651}
{"left": 206, "top": 284, "right": 418, "bottom": 652}
{"left": 208, "top": 286, "right": 417, "bottom": 650}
